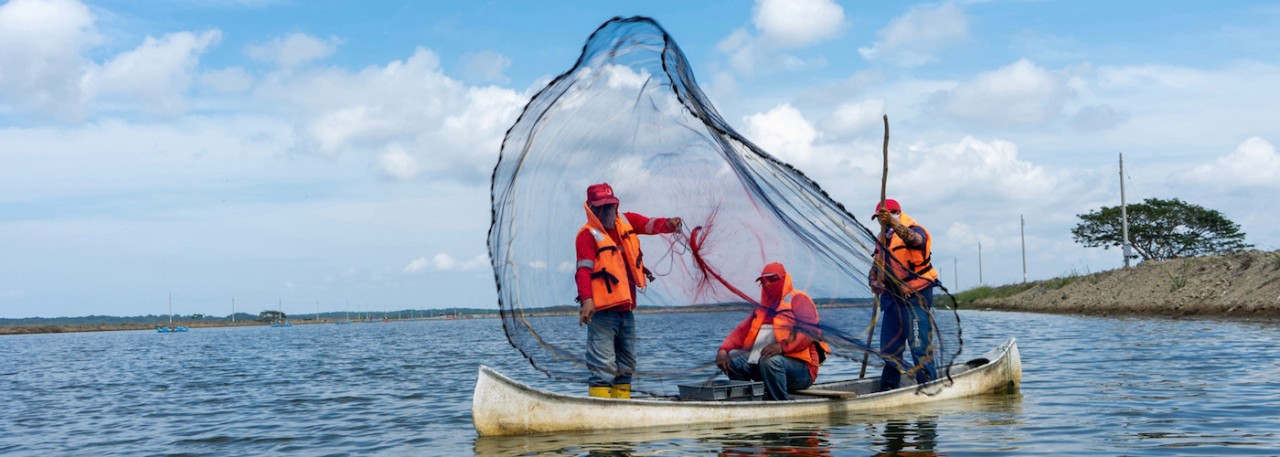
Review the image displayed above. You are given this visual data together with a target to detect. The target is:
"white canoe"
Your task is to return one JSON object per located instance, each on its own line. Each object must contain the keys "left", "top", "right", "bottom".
{"left": 473, "top": 338, "right": 1022, "bottom": 436}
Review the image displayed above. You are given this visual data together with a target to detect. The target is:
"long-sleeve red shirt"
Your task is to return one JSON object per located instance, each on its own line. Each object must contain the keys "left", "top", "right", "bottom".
{"left": 575, "top": 212, "right": 677, "bottom": 305}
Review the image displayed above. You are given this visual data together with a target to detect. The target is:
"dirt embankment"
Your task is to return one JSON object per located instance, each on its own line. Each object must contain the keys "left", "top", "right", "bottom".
{"left": 973, "top": 249, "right": 1280, "bottom": 318}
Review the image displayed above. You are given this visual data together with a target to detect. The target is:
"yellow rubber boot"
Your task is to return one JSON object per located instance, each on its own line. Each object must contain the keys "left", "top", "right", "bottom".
{"left": 611, "top": 384, "right": 631, "bottom": 399}
{"left": 588, "top": 386, "right": 612, "bottom": 398}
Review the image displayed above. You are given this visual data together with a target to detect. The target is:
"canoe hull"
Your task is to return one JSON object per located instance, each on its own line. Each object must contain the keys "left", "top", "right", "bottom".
{"left": 473, "top": 338, "right": 1021, "bottom": 436}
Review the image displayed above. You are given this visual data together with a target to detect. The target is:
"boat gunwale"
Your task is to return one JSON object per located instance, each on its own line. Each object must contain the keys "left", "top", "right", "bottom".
{"left": 477, "top": 337, "right": 1017, "bottom": 409}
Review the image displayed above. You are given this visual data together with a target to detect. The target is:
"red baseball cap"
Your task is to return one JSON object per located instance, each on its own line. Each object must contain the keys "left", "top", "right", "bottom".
{"left": 586, "top": 183, "right": 619, "bottom": 207}
{"left": 756, "top": 262, "right": 787, "bottom": 282}
{"left": 871, "top": 199, "right": 901, "bottom": 219}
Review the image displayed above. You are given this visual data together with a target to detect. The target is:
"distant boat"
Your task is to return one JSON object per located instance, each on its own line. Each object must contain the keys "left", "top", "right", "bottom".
{"left": 157, "top": 292, "right": 189, "bottom": 333}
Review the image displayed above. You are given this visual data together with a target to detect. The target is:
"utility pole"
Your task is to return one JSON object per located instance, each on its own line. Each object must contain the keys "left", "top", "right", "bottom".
{"left": 232, "top": 296, "right": 236, "bottom": 322}
{"left": 1021, "top": 214, "right": 1027, "bottom": 283}
{"left": 1119, "top": 153, "right": 1133, "bottom": 268}
{"left": 978, "top": 241, "right": 984, "bottom": 285}
{"left": 953, "top": 257, "right": 958, "bottom": 290}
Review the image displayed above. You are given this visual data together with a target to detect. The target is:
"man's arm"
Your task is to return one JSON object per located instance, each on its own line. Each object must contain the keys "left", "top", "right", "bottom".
{"left": 575, "top": 231, "right": 597, "bottom": 325}
{"left": 900, "top": 227, "right": 927, "bottom": 248}
{"left": 623, "top": 212, "right": 682, "bottom": 235}
{"left": 718, "top": 314, "right": 754, "bottom": 353}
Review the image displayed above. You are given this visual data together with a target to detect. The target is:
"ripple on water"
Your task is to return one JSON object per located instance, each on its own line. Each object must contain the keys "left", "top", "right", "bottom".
{"left": 5, "top": 314, "right": 1280, "bottom": 455}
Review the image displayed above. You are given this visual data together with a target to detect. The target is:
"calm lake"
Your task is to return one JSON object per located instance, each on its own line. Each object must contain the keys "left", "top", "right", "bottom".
{"left": 2, "top": 310, "right": 1278, "bottom": 456}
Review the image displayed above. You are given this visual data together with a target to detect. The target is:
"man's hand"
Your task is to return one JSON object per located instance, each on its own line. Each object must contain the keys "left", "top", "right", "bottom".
{"left": 760, "top": 342, "right": 784, "bottom": 360}
{"left": 579, "top": 298, "right": 595, "bottom": 326}
{"left": 668, "top": 217, "right": 684, "bottom": 233}
{"left": 877, "top": 209, "right": 902, "bottom": 229}
{"left": 715, "top": 349, "right": 731, "bottom": 374}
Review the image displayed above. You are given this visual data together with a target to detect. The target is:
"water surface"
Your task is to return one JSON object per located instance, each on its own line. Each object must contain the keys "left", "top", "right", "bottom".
{"left": 3, "top": 310, "right": 1277, "bottom": 455}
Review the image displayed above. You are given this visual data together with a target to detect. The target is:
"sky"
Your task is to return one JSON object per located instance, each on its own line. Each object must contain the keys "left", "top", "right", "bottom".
{"left": 2, "top": 0, "right": 1279, "bottom": 319}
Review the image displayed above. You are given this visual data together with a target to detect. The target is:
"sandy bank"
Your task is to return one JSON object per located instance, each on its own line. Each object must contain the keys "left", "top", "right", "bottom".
{"left": 970, "top": 249, "right": 1280, "bottom": 318}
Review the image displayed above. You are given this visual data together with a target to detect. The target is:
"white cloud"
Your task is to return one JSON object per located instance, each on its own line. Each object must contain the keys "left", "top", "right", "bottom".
{"left": 754, "top": 0, "right": 845, "bottom": 48}
{"left": 859, "top": 3, "right": 968, "bottom": 66}
{"left": 1181, "top": 137, "right": 1280, "bottom": 188}
{"left": 0, "top": 0, "right": 96, "bottom": 119}
{"left": 245, "top": 33, "right": 340, "bottom": 68}
{"left": 199, "top": 67, "right": 254, "bottom": 93}
{"left": 463, "top": 254, "right": 489, "bottom": 271}
{"left": 1071, "top": 104, "right": 1128, "bottom": 132}
{"left": 458, "top": 50, "right": 511, "bottom": 84}
{"left": 432, "top": 253, "right": 457, "bottom": 270}
{"left": 603, "top": 64, "right": 650, "bottom": 89}
{"left": 717, "top": 0, "right": 845, "bottom": 75}
{"left": 84, "top": 30, "right": 222, "bottom": 115}
{"left": 377, "top": 144, "right": 420, "bottom": 179}
{"left": 820, "top": 98, "right": 886, "bottom": 137}
{"left": 743, "top": 104, "right": 819, "bottom": 165}
{"left": 267, "top": 47, "right": 526, "bottom": 183}
{"left": 901, "top": 136, "right": 1063, "bottom": 206}
{"left": 405, "top": 253, "right": 488, "bottom": 273}
{"left": 930, "top": 59, "right": 1070, "bottom": 127}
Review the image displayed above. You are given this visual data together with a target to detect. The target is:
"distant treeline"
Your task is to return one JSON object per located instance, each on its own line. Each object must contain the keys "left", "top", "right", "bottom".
{"left": 1, "top": 300, "right": 872, "bottom": 327}
{"left": 0, "top": 308, "right": 498, "bottom": 327}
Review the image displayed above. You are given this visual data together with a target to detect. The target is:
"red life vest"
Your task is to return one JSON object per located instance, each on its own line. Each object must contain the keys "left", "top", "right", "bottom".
{"left": 875, "top": 212, "right": 938, "bottom": 295}
{"left": 577, "top": 203, "right": 647, "bottom": 311}
{"left": 737, "top": 275, "right": 830, "bottom": 379}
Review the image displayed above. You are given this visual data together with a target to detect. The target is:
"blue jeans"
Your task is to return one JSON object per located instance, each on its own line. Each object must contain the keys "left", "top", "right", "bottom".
{"left": 585, "top": 309, "right": 635, "bottom": 386}
{"left": 878, "top": 287, "right": 937, "bottom": 390}
{"left": 724, "top": 350, "right": 813, "bottom": 401}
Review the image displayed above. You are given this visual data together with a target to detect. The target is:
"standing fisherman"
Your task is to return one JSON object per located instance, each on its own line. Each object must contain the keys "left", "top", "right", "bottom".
{"left": 868, "top": 199, "right": 940, "bottom": 391}
{"left": 575, "top": 183, "right": 682, "bottom": 398}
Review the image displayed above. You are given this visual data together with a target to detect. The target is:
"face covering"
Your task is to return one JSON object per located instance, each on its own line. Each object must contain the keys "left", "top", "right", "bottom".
{"left": 761, "top": 279, "right": 783, "bottom": 308}
{"left": 594, "top": 205, "right": 617, "bottom": 230}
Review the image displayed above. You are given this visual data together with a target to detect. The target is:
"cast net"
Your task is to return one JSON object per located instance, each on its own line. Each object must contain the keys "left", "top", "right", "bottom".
{"left": 489, "top": 16, "right": 963, "bottom": 396}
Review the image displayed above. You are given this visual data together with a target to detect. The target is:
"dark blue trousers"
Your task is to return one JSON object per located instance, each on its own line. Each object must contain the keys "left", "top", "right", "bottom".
{"left": 878, "top": 287, "right": 937, "bottom": 390}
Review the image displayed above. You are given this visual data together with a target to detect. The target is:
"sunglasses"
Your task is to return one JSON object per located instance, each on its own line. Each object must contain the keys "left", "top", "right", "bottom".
{"left": 756, "top": 274, "right": 780, "bottom": 284}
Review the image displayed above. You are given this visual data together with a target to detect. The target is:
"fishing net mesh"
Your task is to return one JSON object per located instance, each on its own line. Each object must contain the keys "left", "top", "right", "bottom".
{"left": 488, "top": 17, "right": 962, "bottom": 396}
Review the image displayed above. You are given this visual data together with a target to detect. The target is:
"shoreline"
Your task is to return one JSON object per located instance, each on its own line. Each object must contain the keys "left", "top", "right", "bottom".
{"left": 9, "top": 250, "right": 1277, "bottom": 335}
{"left": 958, "top": 249, "right": 1280, "bottom": 320}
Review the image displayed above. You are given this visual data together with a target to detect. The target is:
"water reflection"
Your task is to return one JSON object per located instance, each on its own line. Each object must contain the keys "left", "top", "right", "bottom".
{"left": 715, "top": 427, "right": 832, "bottom": 456}
{"left": 871, "top": 418, "right": 938, "bottom": 457}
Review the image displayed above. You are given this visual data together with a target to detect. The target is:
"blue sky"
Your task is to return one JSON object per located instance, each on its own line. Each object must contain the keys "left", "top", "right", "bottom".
{"left": 3, "top": 0, "right": 1279, "bottom": 318}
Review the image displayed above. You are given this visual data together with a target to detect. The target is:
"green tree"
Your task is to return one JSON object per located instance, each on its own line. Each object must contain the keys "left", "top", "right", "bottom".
{"left": 1071, "top": 197, "right": 1252, "bottom": 261}
{"left": 258, "top": 310, "right": 286, "bottom": 322}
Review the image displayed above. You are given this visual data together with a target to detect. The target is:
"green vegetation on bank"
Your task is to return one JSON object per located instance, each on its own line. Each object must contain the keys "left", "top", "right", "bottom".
{"left": 939, "top": 267, "right": 1096, "bottom": 309}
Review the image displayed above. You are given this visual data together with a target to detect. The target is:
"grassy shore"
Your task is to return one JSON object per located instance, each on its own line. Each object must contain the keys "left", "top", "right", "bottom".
{"left": 944, "top": 249, "right": 1280, "bottom": 319}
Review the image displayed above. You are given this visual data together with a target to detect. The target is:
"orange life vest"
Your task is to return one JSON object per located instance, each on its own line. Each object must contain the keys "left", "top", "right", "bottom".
{"left": 738, "top": 276, "right": 830, "bottom": 378}
{"left": 875, "top": 212, "right": 938, "bottom": 295}
{"left": 577, "top": 203, "right": 648, "bottom": 311}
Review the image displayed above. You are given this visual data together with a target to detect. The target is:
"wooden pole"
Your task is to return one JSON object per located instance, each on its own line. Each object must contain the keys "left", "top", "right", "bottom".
{"left": 860, "top": 114, "right": 890, "bottom": 379}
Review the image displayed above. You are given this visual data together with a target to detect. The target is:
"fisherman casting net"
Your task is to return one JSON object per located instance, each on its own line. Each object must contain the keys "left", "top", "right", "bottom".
{"left": 489, "top": 17, "right": 963, "bottom": 396}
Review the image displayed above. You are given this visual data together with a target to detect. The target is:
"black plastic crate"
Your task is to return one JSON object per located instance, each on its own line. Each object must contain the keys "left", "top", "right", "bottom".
{"left": 678, "top": 380, "right": 764, "bottom": 401}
